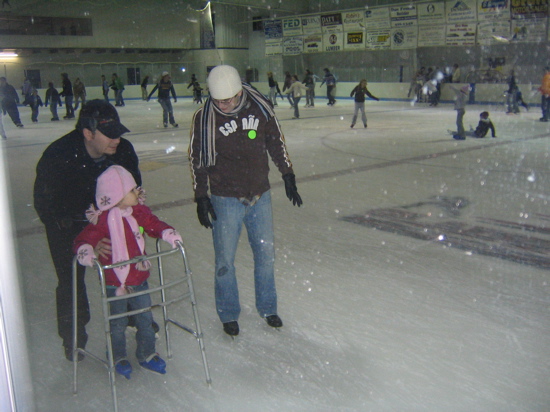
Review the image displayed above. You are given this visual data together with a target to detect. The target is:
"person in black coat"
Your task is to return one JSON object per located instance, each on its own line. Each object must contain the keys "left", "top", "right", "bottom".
{"left": 60, "top": 72, "right": 75, "bottom": 119}
{"left": 472, "top": 111, "right": 496, "bottom": 138}
{"left": 34, "top": 100, "right": 141, "bottom": 360}
{"left": 45, "top": 82, "right": 63, "bottom": 121}
{"left": 141, "top": 75, "right": 149, "bottom": 100}
{"left": 350, "top": 79, "right": 379, "bottom": 128}
{"left": 0, "top": 76, "right": 23, "bottom": 127}
{"left": 27, "top": 89, "right": 43, "bottom": 122}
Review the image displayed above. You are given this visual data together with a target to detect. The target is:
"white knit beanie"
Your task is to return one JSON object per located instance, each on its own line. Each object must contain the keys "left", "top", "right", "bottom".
{"left": 207, "top": 65, "right": 242, "bottom": 99}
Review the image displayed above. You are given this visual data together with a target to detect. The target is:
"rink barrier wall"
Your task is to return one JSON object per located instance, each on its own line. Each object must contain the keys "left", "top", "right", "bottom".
{"left": 27, "top": 82, "right": 540, "bottom": 106}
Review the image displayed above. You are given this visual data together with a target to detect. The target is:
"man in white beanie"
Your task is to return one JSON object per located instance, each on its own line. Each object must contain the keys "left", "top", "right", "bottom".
{"left": 188, "top": 65, "right": 303, "bottom": 337}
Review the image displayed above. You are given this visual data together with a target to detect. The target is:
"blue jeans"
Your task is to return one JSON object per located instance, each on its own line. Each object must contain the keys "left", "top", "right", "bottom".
{"left": 507, "top": 89, "right": 519, "bottom": 113}
{"left": 211, "top": 191, "right": 277, "bottom": 323}
{"left": 158, "top": 98, "right": 175, "bottom": 125}
{"left": 106, "top": 281, "right": 155, "bottom": 362}
{"left": 268, "top": 87, "right": 277, "bottom": 106}
{"left": 456, "top": 109, "right": 465, "bottom": 138}
{"left": 292, "top": 96, "right": 301, "bottom": 118}
{"left": 351, "top": 102, "right": 367, "bottom": 126}
{"left": 115, "top": 90, "right": 124, "bottom": 106}
{"left": 542, "top": 95, "right": 550, "bottom": 120}
{"left": 64, "top": 95, "right": 74, "bottom": 117}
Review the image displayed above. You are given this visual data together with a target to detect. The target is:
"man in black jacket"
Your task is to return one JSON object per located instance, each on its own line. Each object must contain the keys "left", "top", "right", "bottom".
{"left": 34, "top": 99, "right": 140, "bottom": 360}
{"left": 60, "top": 72, "right": 75, "bottom": 119}
{"left": 0, "top": 76, "right": 23, "bottom": 127}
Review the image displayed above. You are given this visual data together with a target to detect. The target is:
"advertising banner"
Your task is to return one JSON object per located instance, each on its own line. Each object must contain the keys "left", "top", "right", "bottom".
{"left": 321, "top": 13, "right": 343, "bottom": 33}
{"left": 283, "top": 18, "right": 303, "bottom": 37}
{"left": 390, "top": 27, "right": 418, "bottom": 49}
{"left": 446, "top": 22, "right": 477, "bottom": 45}
{"left": 265, "top": 40, "right": 282, "bottom": 56}
{"left": 365, "top": 7, "right": 391, "bottom": 29}
{"left": 418, "top": 2, "right": 446, "bottom": 25}
{"left": 302, "top": 15, "right": 322, "bottom": 34}
{"left": 344, "top": 32, "right": 365, "bottom": 50}
{"left": 304, "top": 33, "right": 322, "bottom": 53}
{"left": 477, "top": 0, "right": 511, "bottom": 20}
{"left": 342, "top": 11, "right": 365, "bottom": 31}
{"left": 446, "top": 0, "right": 478, "bottom": 23}
{"left": 477, "top": 20, "right": 511, "bottom": 44}
{"left": 418, "top": 24, "right": 447, "bottom": 46}
{"left": 264, "top": 20, "right": 283, "bottom": 39}
{"left": 511, "top": 17, "right": 548, "bottom": 42}
{"left": 282, "top": 36, "right": 304, "bottom": 55}
{"left": 511, "top": 0, "right": 548, "bottom": 18}
{"left": 366, "top": 30, "right": 392, "bottom": 49}
{"left": 390, "top": 5, "right": 418, "bottom": 27}
{"left": 322, "top": 32, "right": 344, "bottom": 52}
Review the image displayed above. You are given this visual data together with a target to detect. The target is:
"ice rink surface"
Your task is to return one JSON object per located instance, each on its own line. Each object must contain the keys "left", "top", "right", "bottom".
{"left": 2, "top": 95, "right": 549, "bottom": 411}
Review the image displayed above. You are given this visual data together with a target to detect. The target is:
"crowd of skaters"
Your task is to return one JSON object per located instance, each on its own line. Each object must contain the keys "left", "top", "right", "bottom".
{"left": 1, "top": 65, "right": 549, "bottom": 141}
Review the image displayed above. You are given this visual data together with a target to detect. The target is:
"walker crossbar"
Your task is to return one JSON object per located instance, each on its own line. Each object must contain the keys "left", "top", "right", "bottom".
{"left": 71, "top": 239, "right": 211, "bottom": 412}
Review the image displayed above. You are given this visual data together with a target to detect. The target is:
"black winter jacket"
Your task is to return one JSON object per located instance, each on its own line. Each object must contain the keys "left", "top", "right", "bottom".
{"left": 350, "top": 86, "right": 379, "bottom": 103}
{"left": 34, "top": 130, "right": 140, "bottom": 228}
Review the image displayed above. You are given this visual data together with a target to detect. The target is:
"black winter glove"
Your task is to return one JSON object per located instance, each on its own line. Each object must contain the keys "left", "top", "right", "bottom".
{"left": 196, "top": 197, "right": 217, "bottom": 228}
{"left": 282, "top": 173, "right": 302, "bottom": 207}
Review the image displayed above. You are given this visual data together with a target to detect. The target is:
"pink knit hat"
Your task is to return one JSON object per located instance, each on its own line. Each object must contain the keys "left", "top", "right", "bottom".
{"left": 86, "top": 166, "right": 145, "bottom": 224}
{"left": 96, "top": 165, "right": 136, "bottom": 211}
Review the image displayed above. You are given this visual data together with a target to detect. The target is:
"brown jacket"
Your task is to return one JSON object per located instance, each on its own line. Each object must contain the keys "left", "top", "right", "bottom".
{"left": 189, "top": 100, "right": 294, "bottom": 199}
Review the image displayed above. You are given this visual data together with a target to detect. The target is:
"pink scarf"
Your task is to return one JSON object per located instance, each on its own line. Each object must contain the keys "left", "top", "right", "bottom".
{"left": 108, "top": 206, "right": 150, "bottom": 296}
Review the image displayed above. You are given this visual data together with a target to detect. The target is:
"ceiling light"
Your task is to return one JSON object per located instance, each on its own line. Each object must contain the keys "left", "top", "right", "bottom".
{"left": 0, "top": 50, "right": 18, "bottom": 57}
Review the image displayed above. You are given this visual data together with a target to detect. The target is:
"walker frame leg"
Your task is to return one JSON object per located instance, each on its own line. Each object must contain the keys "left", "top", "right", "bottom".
{"left": 71, "top": 238, "right": 211, "bottom": 412}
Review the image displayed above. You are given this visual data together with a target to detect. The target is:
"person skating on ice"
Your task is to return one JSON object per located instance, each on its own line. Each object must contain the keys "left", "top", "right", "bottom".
{"left": 349, "top": 79, "right": 379, "bottom": 128}
{"left": 188, "top": 65, "right": 303, "bottom": 337}
{"left": 448, "top": 84, "right": 469, "bottom": 140}
{"left": 147, "top": 71, "right": 179, "bottom": 128}
{"left": 74, "top": 165, "right": 182, "bottom": 379}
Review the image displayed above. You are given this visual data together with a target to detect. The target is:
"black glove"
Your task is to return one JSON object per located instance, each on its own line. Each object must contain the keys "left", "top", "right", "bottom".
{"left": 196, "top": 197, "right": 217, "bottom": 228}
{"left": 282, "top": 173, "right": 302, "bottom": 207}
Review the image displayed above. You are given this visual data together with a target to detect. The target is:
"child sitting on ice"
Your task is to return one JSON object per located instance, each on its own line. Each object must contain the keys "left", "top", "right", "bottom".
{"left": 74, "top": 165, "right": 182, "bottom": 379}
{"left": 471, "top": 111, "right": 496, "bottom": 138}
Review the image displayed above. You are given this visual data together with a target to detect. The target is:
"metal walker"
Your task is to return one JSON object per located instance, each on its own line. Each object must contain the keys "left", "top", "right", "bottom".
{"left": 71, "top": 239, "right": 211, "bottom": 412}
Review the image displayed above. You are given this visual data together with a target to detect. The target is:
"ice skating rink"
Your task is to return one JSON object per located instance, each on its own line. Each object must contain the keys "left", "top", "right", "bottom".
{"left": 3, "top": 96, "right": 549, "bottom": 411}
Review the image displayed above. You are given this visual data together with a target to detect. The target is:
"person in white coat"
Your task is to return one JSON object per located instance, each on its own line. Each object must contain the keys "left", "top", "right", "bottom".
{"left": 285, "top": 75, "right": 308, "bottom": 119}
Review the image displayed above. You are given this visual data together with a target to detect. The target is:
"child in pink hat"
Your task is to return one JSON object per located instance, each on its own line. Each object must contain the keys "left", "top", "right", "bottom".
{"left": 73, "top": 165, "right": 182, "bottom": 379}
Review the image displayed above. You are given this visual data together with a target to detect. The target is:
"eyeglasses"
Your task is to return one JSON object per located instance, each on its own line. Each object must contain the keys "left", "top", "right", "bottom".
{"left": 213, "top": 92, "right": 239, "bottom": 106}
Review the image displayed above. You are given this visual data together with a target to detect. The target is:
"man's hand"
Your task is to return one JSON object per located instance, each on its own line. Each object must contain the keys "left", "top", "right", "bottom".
{"left": 282, "top": 173, "right": 303, "bottom": 207}
{"left": 95, "top": 238, "right": 112, "bottom": 259}
{"left": 196, "top": 197, "right": 217, "bottom": 228}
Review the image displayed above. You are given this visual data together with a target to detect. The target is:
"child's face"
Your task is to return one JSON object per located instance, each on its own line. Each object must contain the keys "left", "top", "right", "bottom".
{"left": 117, "top": 187, "right": 139, "bottom": 208}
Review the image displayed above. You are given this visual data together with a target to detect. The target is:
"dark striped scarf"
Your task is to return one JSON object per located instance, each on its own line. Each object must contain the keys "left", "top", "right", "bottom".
{"left": 199, "top": 82, "right": 275, "bottom": 167}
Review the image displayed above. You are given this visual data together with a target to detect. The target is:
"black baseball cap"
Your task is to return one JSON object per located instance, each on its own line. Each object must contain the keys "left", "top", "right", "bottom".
{"left": 77, "top": 99, "right": 130, "bottom": 139}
